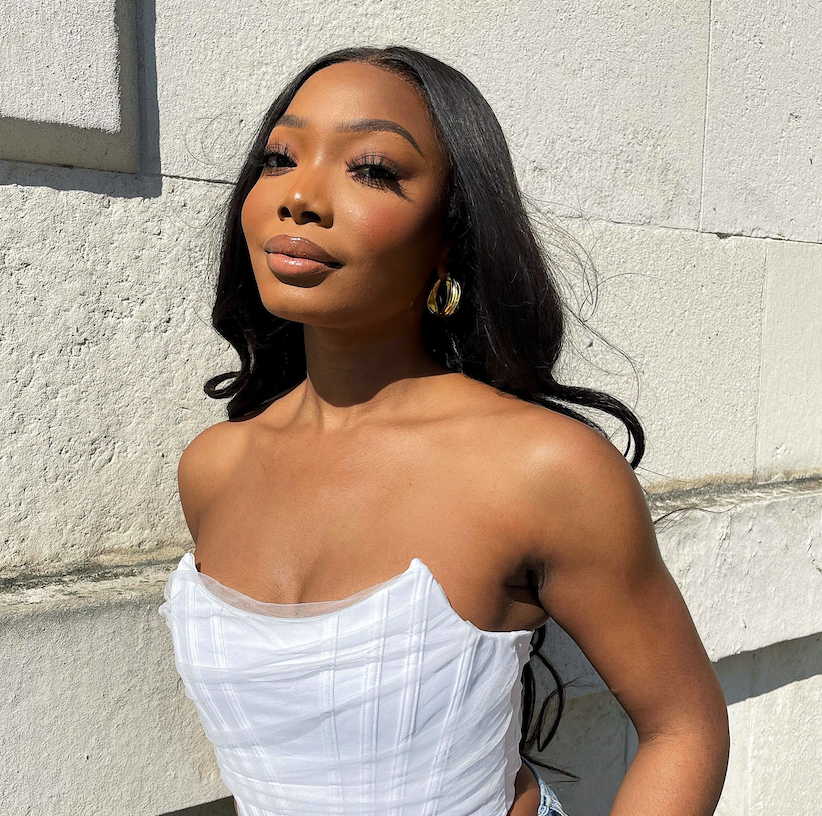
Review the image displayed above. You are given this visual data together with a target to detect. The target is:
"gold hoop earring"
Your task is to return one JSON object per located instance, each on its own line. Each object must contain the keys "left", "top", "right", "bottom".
{"left": 426, "top": 271, "right": 462, "bottom": 317}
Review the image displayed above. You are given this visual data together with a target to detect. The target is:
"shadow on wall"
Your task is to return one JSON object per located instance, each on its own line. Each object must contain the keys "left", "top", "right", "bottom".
{"left": 162, "top": 798, "right": 234, "bottom": 816}
{"left": 716, "top": 631, "right": 822, "bottom": 706}
{"left": 535, "top": 632, "right": 822, "bottom": 816}
{"left": 0, "top": 0, "right": 160, "bottom": 199}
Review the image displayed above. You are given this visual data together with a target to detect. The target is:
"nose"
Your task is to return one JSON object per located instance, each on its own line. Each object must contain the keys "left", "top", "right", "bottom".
{"left": 277, "top": 166, "right": 332, "bottom": 227}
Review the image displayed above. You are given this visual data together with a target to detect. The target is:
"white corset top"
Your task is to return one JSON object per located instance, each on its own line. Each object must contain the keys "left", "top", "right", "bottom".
{"left": 159, "top": 552, "right": 535, "bottom": 816}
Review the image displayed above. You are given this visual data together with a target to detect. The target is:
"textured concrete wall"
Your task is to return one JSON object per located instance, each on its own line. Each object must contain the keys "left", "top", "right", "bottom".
{"left": 0, "top": 568, "right": 227, "bottom": 815}
{"left": 0, "top": 178, "right": 231, "bottom": 575}
{"left": 1, "top": 0, "right": 819, "bottom": 814}
{"left": 1, "top": 0, "right": 121, "bottom": 130}
{"left": 0, "top": 0, "right": 139, "bottom": 171}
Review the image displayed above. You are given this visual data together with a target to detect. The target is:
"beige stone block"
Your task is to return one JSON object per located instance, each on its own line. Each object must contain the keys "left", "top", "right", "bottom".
{"left": 756, "top": 241, "right": 822, "bottom": 481}
{"left": 654, "top": 482, "right": 822, "bottom": 659}
{"left": 714, "top": 696, "right": 751, "bottom": 816}
{"left": 0, "top": 0, "right": 120, "bottom": 129}
{"left": 0, "top": 572, "right": 228, "bottom": 815}
{"left": 713, "top": 634, "right": 822, "bottom": 816}
{"left": 0, "top": 0, "right": 139, "bottom": 172}
{"left": 701, "top": 0, "right": 822, "bottom": 242}
{"left": 553, "top": 219, "right": 764, "bottom": 490}
{"left": 713, "top": 650, "right": 754, "bottom": 816}
{"left": 747, "top": 638, "right": 822, "bottom": 815}
{"left": 154, "top": 0, "right": 708, "bottom": 228}
{"left": 0, "top": 178, "right": 234, "bottom": 573}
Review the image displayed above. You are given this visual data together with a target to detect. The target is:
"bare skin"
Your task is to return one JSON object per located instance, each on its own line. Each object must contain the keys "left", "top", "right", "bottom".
{"left": 181, "top": 61, "right": 729, "bottom": 816}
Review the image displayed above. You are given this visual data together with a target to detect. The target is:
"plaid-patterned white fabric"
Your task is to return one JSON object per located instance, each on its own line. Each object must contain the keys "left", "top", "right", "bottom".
{"left": 160, "top": 552, "right": 541, "bottom": 815}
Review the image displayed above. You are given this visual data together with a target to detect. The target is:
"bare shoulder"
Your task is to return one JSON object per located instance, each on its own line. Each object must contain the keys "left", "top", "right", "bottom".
{"left": 458, "top": 378, "right": 627, "bottom": 468}
{"left": 446, "top": 376, "right": 629, "bottom": 474}
{"left": 511, "top": 402, "right": 643, "bottom": 510}
{"left": 470, "top": 391, "right": 655, "bottom": 569}
{"left": 177, "top": 419, "right": 251, "bottom": 543}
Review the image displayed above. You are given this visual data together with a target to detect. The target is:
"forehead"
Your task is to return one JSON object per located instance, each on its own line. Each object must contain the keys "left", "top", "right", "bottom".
{"left": 281, "top": 61, "right": 442, "bottom": 153}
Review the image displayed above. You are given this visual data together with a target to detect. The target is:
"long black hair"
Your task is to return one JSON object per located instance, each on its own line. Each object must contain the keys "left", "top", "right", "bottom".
{"left": 205, "top": 45, "right": 646, "bottom": 776}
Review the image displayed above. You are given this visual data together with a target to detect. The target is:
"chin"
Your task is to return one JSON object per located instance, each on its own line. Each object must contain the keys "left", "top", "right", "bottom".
{"left": 260, "top": 301, "right": 348, "bottom": 328}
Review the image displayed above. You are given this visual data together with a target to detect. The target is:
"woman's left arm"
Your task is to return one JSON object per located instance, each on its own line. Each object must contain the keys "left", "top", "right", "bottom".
{"left": 522, "top": 419, "right": 730, "bottom": 816}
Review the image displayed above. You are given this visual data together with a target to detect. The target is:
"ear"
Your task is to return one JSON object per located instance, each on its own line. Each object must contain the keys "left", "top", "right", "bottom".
{"left": 435, "top": 240, "right": 452, "bottom": 280}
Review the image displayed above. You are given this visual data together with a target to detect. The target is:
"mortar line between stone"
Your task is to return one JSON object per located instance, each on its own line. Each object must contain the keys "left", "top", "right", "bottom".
{"left": 555, "top": 214, "right": 821, "bottom": 246}
{"left": 698, "top": 0, "right": 714, "bottom": 232}
{"left": 157, "top": 172, "right": 234, "bottom": 186}
{"left": 752, "top": 242, "right": 770, "bottom": 482}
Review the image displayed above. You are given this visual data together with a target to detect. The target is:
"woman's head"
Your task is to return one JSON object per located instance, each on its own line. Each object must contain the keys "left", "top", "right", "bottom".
{"left": 210, "top": 46, "right": 553, "bottom": 408}
{"left": 240, "top": 59, "right": 452, "bottom": 331}
{"left": 209, "top": 44, "right": 643, "bottom": 465}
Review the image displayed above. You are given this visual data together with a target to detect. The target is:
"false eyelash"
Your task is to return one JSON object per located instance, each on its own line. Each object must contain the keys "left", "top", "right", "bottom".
{"left": 345, "top": 152, "right": 402, "bottom": 189}
{"left": 258, "top": 144, "right": 404, "bottom": 193}
{"left": 259, "top": 142, "right": 296, "bottom": 171}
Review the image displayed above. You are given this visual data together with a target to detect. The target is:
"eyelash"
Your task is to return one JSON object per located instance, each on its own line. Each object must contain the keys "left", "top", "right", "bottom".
{"left": 259, "top": 143, "right": 403, "bottom": 191}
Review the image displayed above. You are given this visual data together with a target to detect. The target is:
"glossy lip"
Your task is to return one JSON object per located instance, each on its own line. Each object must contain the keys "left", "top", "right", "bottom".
{"left": 264, "top": 235, "right": 342, "bottom": 267}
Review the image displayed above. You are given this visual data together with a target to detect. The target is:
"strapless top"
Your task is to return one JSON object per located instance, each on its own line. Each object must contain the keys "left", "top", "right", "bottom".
{"left": 159, "top": 552, "right": 536, "bottom": 816}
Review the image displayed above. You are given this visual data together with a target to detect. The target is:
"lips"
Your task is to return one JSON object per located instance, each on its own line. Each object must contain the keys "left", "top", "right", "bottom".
{"left": 264, "top": 235, "right": 342, "bottom": 267}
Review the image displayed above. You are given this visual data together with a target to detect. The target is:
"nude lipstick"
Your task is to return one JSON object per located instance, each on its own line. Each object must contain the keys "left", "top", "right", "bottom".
{"left": 264, "top": 235, "right": 342, "bottom": 278}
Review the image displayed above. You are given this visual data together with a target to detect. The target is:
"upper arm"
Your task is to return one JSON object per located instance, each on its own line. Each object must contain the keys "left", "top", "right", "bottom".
{"left": 177, "top": 420, "right": 243, "bottom": 545}
{"left": 522, "top": 416, "right": 727, "bottom": 742}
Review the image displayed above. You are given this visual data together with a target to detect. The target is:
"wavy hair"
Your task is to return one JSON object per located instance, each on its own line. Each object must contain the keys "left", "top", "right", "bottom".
{"left": 205, "top": 45, "right": 646, "bottom": 776}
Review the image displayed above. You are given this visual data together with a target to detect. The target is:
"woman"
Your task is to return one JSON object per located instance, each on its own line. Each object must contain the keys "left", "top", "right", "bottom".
{"left": 159, "top": 46, "right": 730, "bottom": 816}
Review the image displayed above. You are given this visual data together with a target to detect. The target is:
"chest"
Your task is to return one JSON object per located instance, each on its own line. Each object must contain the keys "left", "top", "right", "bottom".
{"left": 193, "top": 422, "right": 547, "bottom": 632}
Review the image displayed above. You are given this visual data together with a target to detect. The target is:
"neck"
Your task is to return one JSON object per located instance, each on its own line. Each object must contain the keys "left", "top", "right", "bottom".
{"left": 290, "top": 314, "right": 452, "bottom": 432}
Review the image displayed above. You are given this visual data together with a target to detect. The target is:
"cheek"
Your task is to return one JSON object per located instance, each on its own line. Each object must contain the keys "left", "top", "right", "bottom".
{"left": 345, "top": 197, "right": 441, "bottom": 268}
{"left": 240, "top": 181, "right": 269, "bottom": 245}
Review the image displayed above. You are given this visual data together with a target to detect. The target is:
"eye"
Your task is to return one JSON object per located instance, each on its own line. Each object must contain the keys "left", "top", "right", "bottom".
{"left": 259, "top": 142, "right": 296, "bottom": 174}
{"left": 346, "top": 153, "right": 404, "bottom": 192}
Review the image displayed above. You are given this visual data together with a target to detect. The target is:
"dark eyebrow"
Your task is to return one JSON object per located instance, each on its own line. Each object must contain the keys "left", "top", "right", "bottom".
{"left": 273, "top": 114, "right": 423, "bottom": 155}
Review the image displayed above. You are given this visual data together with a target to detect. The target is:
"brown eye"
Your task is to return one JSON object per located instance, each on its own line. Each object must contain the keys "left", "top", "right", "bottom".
{"left": 346, "top": 153, "right": 403, "bottom": 191}
{"left": 359, "top": 164, "right": 397, "bottom": 182}
{"left": 260, "top": 143, "right": 296, "bottom": 174}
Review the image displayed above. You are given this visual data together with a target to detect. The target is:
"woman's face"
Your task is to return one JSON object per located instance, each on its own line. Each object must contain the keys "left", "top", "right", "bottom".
{"left": 241, "top": 61, "right": 451, "bottom": 329}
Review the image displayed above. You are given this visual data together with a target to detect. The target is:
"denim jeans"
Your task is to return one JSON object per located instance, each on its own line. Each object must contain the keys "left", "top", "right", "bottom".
{"left": 519, "top": 756, "right": 568, "bottom": 816}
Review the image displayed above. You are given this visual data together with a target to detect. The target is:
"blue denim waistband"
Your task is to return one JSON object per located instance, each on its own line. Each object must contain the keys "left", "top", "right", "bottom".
{"left": 519, "top": 756, "right": 569, "bottom": 816}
